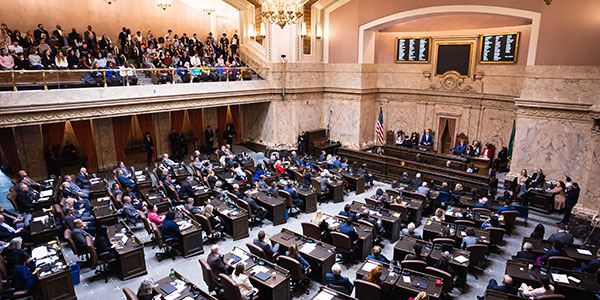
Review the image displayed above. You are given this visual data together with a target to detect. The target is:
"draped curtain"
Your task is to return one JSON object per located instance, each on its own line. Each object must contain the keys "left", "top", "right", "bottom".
{"left": 0, "top": 128, "right": 21, "bottom": 174}
{"left": 112, "top": 116, "right": 132, "bottom": 163}
{"left": 170, "top": 110, "right": 185, "bottom": 133}
{"left": 41, "top": 122, "right": 66, "bottom": 148}
{"left": 187, "top": 109, "right": 204, "bottom": 148}
{"left": 71, "top": 120, "right": 99, "bottom": 172}
{"left": 216, "top": 106, "right": 228, "bottom": 146}
{"left": 448, "top": 118, "right": 456, "bottom": 148}
{"left": 137, "top": 114, "right": 156, "bottom": 160}
{"left": 438, "top": 119, "right": 448, "bottom": 154}
{"left": 438, "top": 118, "right": 457, "bottom": 153}
{"left": 230, "top": 105, "right": 241, "bottom": 144}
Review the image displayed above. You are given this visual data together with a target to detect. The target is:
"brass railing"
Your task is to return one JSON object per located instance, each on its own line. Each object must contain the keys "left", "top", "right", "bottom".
{"left": 0, "top": 66, "right": 270, "bottom": 92}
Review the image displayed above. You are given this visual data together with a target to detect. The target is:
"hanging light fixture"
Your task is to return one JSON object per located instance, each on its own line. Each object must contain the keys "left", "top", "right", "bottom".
{"left": 156, "top": 0, "right": 172, "bottom": 10}
{"left": 203, "top": 8, "right": 216, "bottom": 15}
{"left": 261, "top": 0, "right": 303, "bottom": 29}
{"left": 103, "top": 0, "right": 117, "bottom": 4}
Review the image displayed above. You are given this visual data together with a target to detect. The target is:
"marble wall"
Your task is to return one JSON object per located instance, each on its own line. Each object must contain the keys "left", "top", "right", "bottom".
{"left": 92, "top": 118, "right": 117, "bottom": 170}
{"left": 13, "top": 126, "right": 46, "bottom": 179}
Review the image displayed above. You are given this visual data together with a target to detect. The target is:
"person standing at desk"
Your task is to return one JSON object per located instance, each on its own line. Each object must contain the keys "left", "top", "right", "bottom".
{"left": 169, "top": 128, "right": 181, "bottom": 159}
{"left": 76, "top": 167, "right": 91, "bottom": 189}
{"left": 143, "top": 132, "right": 154, "bottom": 164}
{"left": 205, "top": 125, "right": 214, "bottom": 154}
{"left": 253, "top": 230, "right": 279, "bottom": 262}
{"left": 325, "top": 263, "right": 354, "bottom": 295}
{"left": 561, "top": 182, "right": 580, "bottom": 225}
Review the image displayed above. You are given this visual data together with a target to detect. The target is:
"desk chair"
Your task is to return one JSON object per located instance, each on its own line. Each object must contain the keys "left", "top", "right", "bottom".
{"left": 389, "top": 204, "right": 408, "bottom": 223}
{"left": 277, "top": 256, "right": 309, "bottom": 295}
{"left": 279, "top": 190, "right": 300, "bottom": 218}
{"left": 433, "top": 238, "right": 457, "bottom": 248}
{"left": 365, "top": 198, "right": 380, "bottom": 207}
{"left": 327, "top": 283, "right": 351, "bottom": 295}
{"left": 246, "top": 243, "right": 268, "bottom": 260}
{"left": 199, "top": 258, "right": 223, "bottom": 295}
{"left": 0, "top": 271, "right": 31, "bottom": 300}
{"left": 485, "top": 227, "right": 506, "bottom": 253}
{"left": 330, "top": 232, "right": 354, "bottom": 263}
{"left": 88, "top": 238, "right": 116, "bottom": 283}
{"left": 219, "top": 274, "right": 244, "bottom": 300}
{"left": 294, "top": 171, "right": 303, "bottom": 184}
{"left": 501, "top": 210, "right": 519, "bottom": 234}
{"left": 385, "top": 189, "right": 400, "bottom": 197}
{"left": 122, "top": 288, "right": 138, "bottom": 300}
{"left": 437, "top": 191, "right": 452, "bottom": 207}
{"left": 311, "top": 178, "right": 330, "bottom": 203}
{"left": 235, "top": 199, "right": 261, "bottom": 227}
{"left": 301, "top": 222, "right": 321, "bottom": 241}
{"left": 64, "top": 229, "right": 90, "bottom": 265}
{"left": 6, "top": 192, "right": 18, "bottom": 213}
{"left": 547, "top": 256, "right": 576, "bottom": 269}
{"left": 151, "top": 222, "right": 178, "bottom": 261}
{"left": 354, "top": 279, "right": 381, "bottom": 300}
{"left": 455, "top": 219, "right": 476, "bottom": 227}
{"left": 425, "top": 266, "right": 453, "bottom": 296}
{"left": 197, "top": 214, "right": 223, "bottom": 243}
{"left": 401, "top": 260, "right": 427, "bottom": 273}
{"left": 513, "top": 204, "right": 529, "bottom": 226}
{"left": 535, "top": 295, "right": 566, "bottom": 299}
{"left": 467, "top": 243, "right": 488, "bottom": 278}
{"left": 473, "top": 207, "right": 492, "bottom": 215}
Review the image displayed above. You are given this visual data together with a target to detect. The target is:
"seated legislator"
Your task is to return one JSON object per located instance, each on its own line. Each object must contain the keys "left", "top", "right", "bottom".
{"left": 242, "top": 190, "right": 267, "bottom": 220}
{"left": 253, "top": 230, "right": 279, "bottom": 262}
{"left": 207, "top": 245, "right": 233, "bottom": 281}
{"left": 367, "top": 245, "right": 390, "bottom": 263}
{"left": 15, "top": 184, "right": 37, "bottom": 214}
{"left": 405, "top": 243, "right": 426, "bottom": 262}
{"left": 325, "top": 263, "right": 354, "bottom": 295}
{"left": 76, "top": 167, "right": 92, "bottom": 189}
{"left": 514, "top": 242, "right": 539, "bottom": 263}
{"left": 116, "top": 169, "right": 136, "bottom": 189}
{"left": 452, "top": 140, "right": 466, "bottom": 155}
{"left": 232, "top": 263, "right": 259, "bottom": 300}
{"left": 579, "top": 249, "right": 600, "bottom": 274}
{"left": 401, "top": 222, "right": 421, "bottom": 239}
{"left": 547, "top": 223, "right": 574, "bottom": 246}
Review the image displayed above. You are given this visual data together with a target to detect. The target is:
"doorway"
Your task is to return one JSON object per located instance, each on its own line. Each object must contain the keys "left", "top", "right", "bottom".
{"left": 438, "top": 117, "right": 456, "bottom": 153}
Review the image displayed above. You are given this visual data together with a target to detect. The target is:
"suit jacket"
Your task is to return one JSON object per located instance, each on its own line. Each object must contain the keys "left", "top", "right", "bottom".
{"left": 159, "top": 219, "right": 181, "bottom": 241}
{"left": 339, "top": 223, "right": 358, "bottom": 243}
{"left": 284, "top": 187, "right": 299, "bottom": 200}
{"left": 231, "top": 189, "right": 244, "bottom": 200}
{"left": 515, "top": 250, "right": 539, "bottom": 262}
{"left": 15, "top": 190, "right": 35, "bottom": 213}
{"left": 530, "top": 173, "right": 545, "bottom": 188}
{"left": 122, "top": 203, "right": 139, "bottom": 221}
{"left": 178, "top": 181, "right": 195, "bottom": 199}
{"left": 243, "top": 196, "right": 263, "bottom": 214}
{"left": 143, "top": 137, "right": 154, "bottom": 151}
{"left": 582, "top": 259, "right": 600, "bottom": 274}
{"left": 0, "top": 222, "right": 18, "bottom": 241}
{"left": 253, "top": 238, "right": 277, "bottom": 260}
{"left": 117, "top": 174, "right": 135, "bottom": 188}
{"left": 76, "top": 172, "right": 91, "bottom": 189}
{"left": 72, "top": 227, "right": 92, "bottom": 250}
{"left": 487, "top": 279, "right": 518, "bottom": 295}
{"left": 420, "top": 134, "right": 433, "bottom": 145}
{"left": 184, "top": 204, "right": 203, "bottom": 215}
{"left": 411, "top": 179, "right": 423, "bottom": 188}
{"left": 548, "top": 231, "right": 574, "bottom": 245}
{"left": 207, "top": 254, "right": 230, "bottom": 279}
{"left": 325, "top": 273, "right": 354, "bottom": 294}
{"left": 204, "top": 130, "right": 214, "bottom": 143}
{"left": 64, "top": 214, "right": 76, "bottom": 230}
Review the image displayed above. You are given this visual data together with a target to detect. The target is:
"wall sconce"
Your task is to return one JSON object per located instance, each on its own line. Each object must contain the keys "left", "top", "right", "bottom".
{"left": 316, "top": 24, "right": 322, "bottom": 39}
{"left": 301, "top": 22, "right": 307, "bottom": 36}
{"left": 248, "top": 25, "right": 256, "bottom": 39}
{"left": 259, "top": 22, "right": 266, "bottom": 37}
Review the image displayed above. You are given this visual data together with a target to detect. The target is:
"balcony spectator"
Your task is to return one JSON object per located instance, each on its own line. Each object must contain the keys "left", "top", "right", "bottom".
{"left": 55, "top": 51, "right": 68, "bottom": 69}
{"left": 0, "top": 48, "right": 15, "bottom": 70}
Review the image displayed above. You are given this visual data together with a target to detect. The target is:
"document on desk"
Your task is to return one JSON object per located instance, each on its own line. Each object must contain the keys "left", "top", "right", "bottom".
{"left": 361, "top": 262, "right": 378, "bottom": 273}
{"left": 576, "top": 249, "right": 593, "bottom": 256}
{"left": 551, "top": 273, "right": 569, "bottom": 284}
{"left": 135, "top": 171, "right": 143, "bottom": 176}
{"left": 32, "top": 246, "right": 48, "bottom": 259}
{"left": 453, "top": 255, "right": 468, "bottom": 264}
{"left": 33, "top": 215, "right": 49, "bottom": 223}
{"left": 567, "top": 276, "right": 581, "bottom": 284}
{"left": 40, "top": 190, "right": 53, "bottom": 197}
{"left": 314, "top": 292, "right": 334, "bottom": 300}
{"left": 300, "top": 243, "right": 317, "bottom": 255}
{"left": 252, "top": 265, "right": 270, "bottom": 274}
{"left": 38, "top": 197, "right": 49, "bottom": 202}
{"left": 403, "top": 275, "right": 411, "bottom": 284}
{"left": 221, "top": 209, "right": 231, "bottom": 215}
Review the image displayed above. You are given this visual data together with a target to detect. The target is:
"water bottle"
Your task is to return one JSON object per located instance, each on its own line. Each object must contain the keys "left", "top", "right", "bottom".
{"left": 170, "top": 268, "right": 175, "bottom": 280}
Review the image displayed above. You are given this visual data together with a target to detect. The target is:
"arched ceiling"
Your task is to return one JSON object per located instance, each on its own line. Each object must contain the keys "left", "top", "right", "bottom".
{"left": 378, "top": 12, "right": 531, "bottom": 32}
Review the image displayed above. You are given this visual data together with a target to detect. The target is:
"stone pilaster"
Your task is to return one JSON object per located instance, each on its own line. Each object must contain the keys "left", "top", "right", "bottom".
{"left": 92, "top": 118, "right": 117, "bottom": 170}
{"left": 153, "top": 112, "right": 171, "bottom": 158}
{"left": 13, "top": 125, "right": 47, "bottom": 180}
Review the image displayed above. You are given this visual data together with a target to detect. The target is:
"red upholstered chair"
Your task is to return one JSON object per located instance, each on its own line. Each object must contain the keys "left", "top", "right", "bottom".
{"left": 122, "top": 287, "right": 138, "bottom": 300}
{"left": 354, "top": 279, "right": 382, "bottom": 300}
{"left": 400, "top": 260, "right": 427, "bottom": 273}
{"left": 301, "top": 222, "right": 321, "bottom": 241}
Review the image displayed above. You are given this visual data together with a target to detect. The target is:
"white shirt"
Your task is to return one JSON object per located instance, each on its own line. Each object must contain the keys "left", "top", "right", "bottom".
{"left": 119, "top": 66, "right": 136, "bottom": 77}
{"left": 190, "top": 56, "right": 202, "bottom": 66}
{"left": 8, "top": 44, "right": 23, "bottom": 54}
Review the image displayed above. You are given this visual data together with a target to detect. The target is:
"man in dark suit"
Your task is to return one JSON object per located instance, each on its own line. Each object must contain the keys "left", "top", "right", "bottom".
{"left": 414, "top": 154, "right": 425, "bottom": 163}
{"left": 580, "top": 249, "right": 600, "bottom": 274}
{"left": 253, "top": 230, "right": 279, "bottom": 262}
{"left": 184, "top": 198, "right": 204, "bottom": 215}
{"left": 411, "top": 173, "right": 423, "bottom": 188}
{"left": 243, "top": 191, "right": 267, "bottom": 220}
{"left": 359, "top": 209, "right": 384, "bottom": 234}
{"left": 76, "top": 167, "right": 91, "bottom": 189}
{"left": 339, "top": 217, "right": 359, "bottom": 244}
{"left": 548, "top": 223, "right": 574, "bottom": 246}
{"left": 205, "top": 125, "right": 214, "bottom": 154}
{"left": 514, "top": 242, "right": 539, "bottom": 262}
{"left": 122, "top": 196, "right": 140, "bottom": 224}
{"left": 405, "top": 243, "right": 426, "bottom": 262}
{"left": 529, "top": 169, "right": 545, "bottom": 189}
{"left": 562, "top": 182, "right": 580, "bottom": 225}
{"left": 0, "top": 214, "right": 28, "bottom": 242}
{"left": 398, "top": 172, "right": 412, "bottom": 184}
{"left": 420, "top": 129, "right": 433, "bottom": 147}
{"left": 71, "top": 219, "right": 93, "bottom": 251}
{"left": 169, "top": 128, "right": 181, "bottom": 159}
{"left": 231, "top": 184, "right": 244, "bottom": 200}
{"left": 207, "top": 245, "right": 233, "bottom": 283}
{"left": 15, "top": 184, "right": 37, "bottom": 214}
{"left": 282, "top": 182, "right": 304, "bottom": 210}
{"left": 143, "top": 132, "right": 154, "bottom": 164}
{"left": 63, "top": 207, "right": 77, "bottom": 230}
{"left": 325, "top": 263, "right": 354, "bottom": 295}
{"left": 116, "top": 169, "right": 136, "bottom": 189}
{"left": 34, "top": 24, "right": 49, "bottom": 41}
{"left": 178, "top": 177, "right": 195, "bottom": 200}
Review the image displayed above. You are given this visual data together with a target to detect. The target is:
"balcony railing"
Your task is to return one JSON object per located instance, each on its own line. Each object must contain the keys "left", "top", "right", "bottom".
{"left": 0, "top": 66, "right": 270, "bottom": 92}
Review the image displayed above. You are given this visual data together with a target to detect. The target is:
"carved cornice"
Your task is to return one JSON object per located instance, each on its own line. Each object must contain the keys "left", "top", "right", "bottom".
{"left": 515, "top": 100, "right": 593, "bottom": 122}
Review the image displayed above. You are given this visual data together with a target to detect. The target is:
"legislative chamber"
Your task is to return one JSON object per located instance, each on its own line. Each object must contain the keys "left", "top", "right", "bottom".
{"left": 0, "top": 0, "right": 598, "bottom": 300}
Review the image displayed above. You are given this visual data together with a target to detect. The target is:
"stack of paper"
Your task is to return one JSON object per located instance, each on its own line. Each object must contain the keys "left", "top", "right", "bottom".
{"left": 40, "top": 190, "right": 53, "bottom": 197}
{"left": 32, "top": 246, "right": 48, "bottom": 260}
{"left": 454, "top": 255, "right": 469, "bottom": 264}
{"left": 314, "top": 291, "right": 334, "bottom": 300}
{"left": 300, "top": 243, "right": 317, "bottom": 254}
{"left": 361, "top": 262, "right": 378, "bottom": 272}
{"left": 551, "top": 273, "right": 569, "bottom": 284}
{"left": 576, "top": 249, "right": 593, "bottom": 256}
{"left": 135, "top": 171, "right": 143, "bottom": 176}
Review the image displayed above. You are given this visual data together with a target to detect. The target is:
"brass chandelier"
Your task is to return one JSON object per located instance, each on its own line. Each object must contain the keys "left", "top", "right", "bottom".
{"left": 103, "top": 0, "right": 117, "bottom": 4}
{"left": 261, "top": 0, "right": 303, "bottom": 29}
{"left": 156, "top": 0, "right": 172, "bottom": 10}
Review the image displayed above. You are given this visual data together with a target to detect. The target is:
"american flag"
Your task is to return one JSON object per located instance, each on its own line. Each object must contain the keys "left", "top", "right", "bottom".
{"left": 375, "top": 107, "right": 384, "bottom": 145}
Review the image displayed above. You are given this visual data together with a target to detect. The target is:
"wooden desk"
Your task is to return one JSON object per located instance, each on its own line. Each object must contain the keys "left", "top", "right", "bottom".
{"left": 395, "top": 268, "right": 443, "bottom": 300}
{"left": 296, "top": 185, "right": 317, "bottom": 213}
{"left": 154, "top": 271, "right": 217, "bottom": 300}
{"left": 349, "top": 201, "right": 402, "bottom": 242}
{"left": 30, "top": 208, "right": 59, "bottom": 244}
{"left": 470, "top": 157, "right": 492, "bottom": 176}
{"left": 251, "top": 190, "right": 286, "bottom": 226}
{"left": 329, "top": 180, "right": 344, "bottom": 203}
{"left": 356, "top": 259, "right": 401, "bottom": 297}
{"left": 88, "top": 179, "right": 107, "bottom": 199}
{"left": 429, "top": 244, "right": 470, "bottom": 287}
{"left": 483, "top": 289, "right": 523, "bottom": 300}
{"left": 173, "top": 209, "right": 204, "bottom": 258}
{"left": 92, "top": 196, "right": 118, "bottom": 226}
{"left": 209, "top": 198, "right": 249, "bottom": 240}
{"left": 383, "top": 144, "right": 468, "bottom": 171}
{"left": 528, "top": 189, "right": 554, "bottom": 213}
{"left": 523, "top": 237, "right": 598, "bottom": 263}
{"left": 339, "top": 171, "right": 365, "bottom": 195}
{"left": 312, "top": 286, "right": 357, "bottom": 300}
{"left": 141, "top": 187, "right": 170, "bottom": 213}
{"left": 32, "top": 238, "right": 77, "bottom": 300}
{"left": 107, "top": 222, "right": 147, "bottom": 280}
{"left": 504, "top": 260, "right": 545, "bottom": 287}
{"left": 34, "top": 188, "right": 56, "bottom": 210}
{"left": 191, "top": 181, "right": 211, "bottom": 206}
{"left": 548, "top": 267, "right": 600, "bottom": 298}
{"left": 322, "top": 214, "right": 373, "bottom": 260}
{"left": 393, "top": 236, "right": 433, "bottom": 262}
{"left": 270, "top": 229, "right": 336, "bottom": 284}
{"left": 133, "top": 171, "right": 152, "bottom": 189}
{"left": 313, "top": 142, "right": 342, "bottom": 157}
{"left": 455, "top": 224, "right": 491, "bottom": 246}
{"left": 216, "top": 171, "right": 247, "bottom": 192}
{"left": 172, "top": 167, "right": 190, "bottom": 183}
{"left": 371, "top": 192, "right": 423, "bottom": 226}
{"left": 226, "top": 247, "right": 291, "bottom": 300}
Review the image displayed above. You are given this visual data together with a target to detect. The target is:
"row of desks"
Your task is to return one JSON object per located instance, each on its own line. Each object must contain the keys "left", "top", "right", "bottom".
{"left": 521, "top": 237, "right": 599, "bottom": 263}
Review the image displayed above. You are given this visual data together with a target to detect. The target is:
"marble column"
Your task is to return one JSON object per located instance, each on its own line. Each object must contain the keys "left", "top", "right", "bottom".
{"left": 153, "top": 112, "right": 171, "bottom": 158}
{"left": 13, "top": 125, "right": 47, "bottom": 180}
{"left": 92, "top": 118, "right": 117, "bottom": 170}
